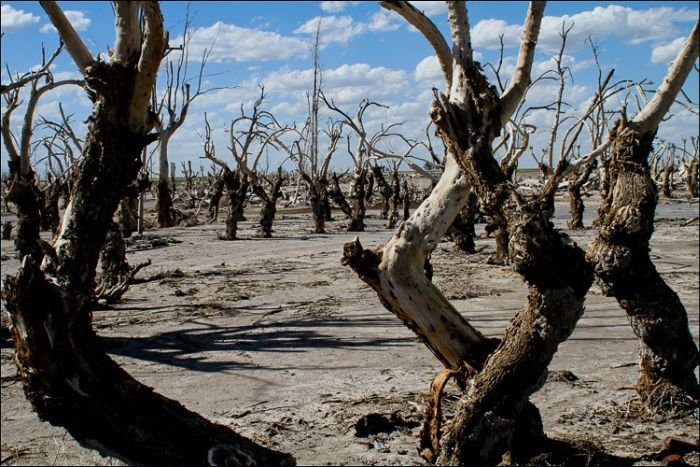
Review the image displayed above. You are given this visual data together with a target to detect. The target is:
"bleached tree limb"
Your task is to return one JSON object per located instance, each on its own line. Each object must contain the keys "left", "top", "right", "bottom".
{"left": 499, "top": 1, "right": 546, "bottom": 125}
{"left": 380, "top": 1, "right": 452, "bottom": 89}
{"left": 39, "top": 1, "right": 93, "bottom": 75}
{"left": 112, "top": 1, "right": 141, "bottom": 65}
{"left": 632, "top": 19, "right": 700, "bottom": 134}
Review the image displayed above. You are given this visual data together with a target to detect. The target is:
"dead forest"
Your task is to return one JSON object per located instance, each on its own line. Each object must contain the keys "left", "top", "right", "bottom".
{"left": 1, "top": 1, "right": 699, "bottom": 466}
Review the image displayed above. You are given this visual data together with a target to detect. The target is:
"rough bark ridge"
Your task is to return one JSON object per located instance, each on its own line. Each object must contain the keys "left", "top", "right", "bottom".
{"left": 448, "top": 189, "right": 478, "bottom": 253}
{"left": 253, "top": 170, "right": 285, "bottom": 238}
{"left": 587, "top": 120, "right": 700, "bottom": 409}
{"left": 4, "top": 7, "right": 294, "bottom": 464}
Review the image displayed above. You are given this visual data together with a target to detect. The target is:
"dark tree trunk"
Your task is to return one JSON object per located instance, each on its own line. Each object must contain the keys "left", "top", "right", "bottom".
{"left": 6, "top": 169, "right": 44, "bottom": 262}
{"left": 449, "top": 189, "right": 478, "bottom": 253}
{"left": 364, "top": 170, "right": 374, "bottom": 205}
{"left": 3, "top": 24, "right": 293, "bottom": 467}
{"left": 208, "top": 177, "right": 224, "bottom": 223}
{"left": 567, "top": 159, "right": 596, "bottom": 230}
{"left": 118, "top": 197, "right": 138, "bottom": 237}
{"left": 349, "top": 169, "right": 367, "bottom": 232}
{"left": 686, "top": 160, "right": 698, "bottom": 198}
{"left": 402, "top": 179, "right": 410, "bottom": 221}
{"left": 661, "top": 161, "right": 674, "bottom": 198}
{"left": 305, "top": 175, "right": 328, "bottom": 234}
{"left": 430, "top": 62, "right": 594, "bottom": 465}
{"left": 1, "top": 221, "right": 12, "bottom": 240}
{"left": 328, "top": 172, "right": 352, "bottom": 218}
{"left": 254, "top": 170, "right": 284, "bottom": 238}
{"left": 41, "top": 181, "right": 62, "bottom": 234}
{"left": 156, "top": 178, "right": 175, "bottom": 228}
{"left": 593, "top": 156, "right": 611, "bottom": 227}
{"left": 387, "top": 171, "right": 401, "bottom": 229}
{"left": 587, "top": 120, "right": 700, "bottom": 410}
{"left": 372, "top": 166, "right": 392, "bottom": 220}
{"left": 221, "top": 169, "right": 247, "bottom": 240}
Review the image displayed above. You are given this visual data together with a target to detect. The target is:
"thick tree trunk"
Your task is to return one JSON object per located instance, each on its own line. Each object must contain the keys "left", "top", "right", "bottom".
{"left": 41, "top": 181, "right": 62, "bottom": 234}
{"left": 156, "top": 133, "right": 175, "bottom": 228}
{"left": 221, "top": 169, "right": 246, "bottom": 240}
{"left": 4, "top": 10, "right": 293, "bottom": 465}
{"left": 686, "top": 159, "right": 698, "bottom": 198}
{"left": 402, "top": 179, "right": 410, "bottom": 221}
{"left": 156, "top": 178, "right": 174, "bottom": 228}
{"left": 328, "top": 172, "right": 352, "bottom": 219}
{"left": 387, "top": 171, "right": 401, "bottom": 229}
{"left": 587, "top": 121, "right": 700, "bottom": 410}
{"left": 118, "top": 197, "right": 138, "bottom": 237}
{"left": 449, "top": 189, "right": 478, "bottom": 253}
{"left": 567, "top": 159, "right": 596, "bottom": 230}
{"left": 364, "top": 171, "right": 374, "bottom": 205}
{"left": 372, "top": 166, "right": 392, "bottom": 220}
{"left": 349, "top": 169, "right": 367, "bottom": 232}
{"left": 6, "top": 170, "right": 44, "bottom": 261}
{"left": 307, "top": 178, "right": 327, "bottom": 234}
{"left": 255, "top": 171, "right": 284, "bottom": 238}
{"left": 661, "top": 161, "right": 674, "bottom": 198}
{"left": 208, "top": 177, "right": 224, "bottom": 223}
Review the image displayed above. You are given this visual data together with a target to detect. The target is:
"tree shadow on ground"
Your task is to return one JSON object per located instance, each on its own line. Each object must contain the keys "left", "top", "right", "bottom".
{"left": 100, "top": 313, "right": 413, "bottom": 373}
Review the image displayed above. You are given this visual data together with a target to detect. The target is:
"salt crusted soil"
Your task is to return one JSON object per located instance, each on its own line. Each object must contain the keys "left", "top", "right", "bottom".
{"left": 1, "top": 195, "right": 698, "bottom": 466}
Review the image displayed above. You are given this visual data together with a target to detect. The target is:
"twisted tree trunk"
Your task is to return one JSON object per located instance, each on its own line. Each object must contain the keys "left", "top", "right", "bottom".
{"left": 567, "top": 158, "right": 596, "bottom": 230}
{"left": 587, "top": 120, "right": 700, "bottom": 409}
{"left": 349, "top": 168, "right": 367, "bottom": 232}
{"left": 387, "top": 170, "right": 401, "bottom": 229}
{"left": 328, "top": 172, "right": 352, "bottom": 218}
{"left": 221, "top": 169, "right": 247, "bottom": 240}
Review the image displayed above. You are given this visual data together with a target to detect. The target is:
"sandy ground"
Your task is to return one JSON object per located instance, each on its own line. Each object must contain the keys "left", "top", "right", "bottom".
{"left": 1, "top": 194, "right": 698, "bottom": 466}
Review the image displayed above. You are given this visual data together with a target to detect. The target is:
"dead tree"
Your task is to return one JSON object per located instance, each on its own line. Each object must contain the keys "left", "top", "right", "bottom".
{"left": 1, "top": 42, "right": 83, "bottom": 260}
{"left": 680, "top": 137, "right": 699, "bottom": 197}
{"left": 328, "top": 171, "right": 353, "bottom": 219}
{"left": 253, "top": 167, "right": 286, "bottom": 238}
{"left": 153, "top": 11, "right": 216, "bottom": 228}
{"left": 386, "top": 163, "right": 402, "bottom": 229}
{"left": 2, "top": 3, "right": 293, "bottom": 465}
{"left": 587, "top": 19, "right": 700, "bottom": 411}
{"left": 342, "top": 2, "right": 616, "bottom": 464}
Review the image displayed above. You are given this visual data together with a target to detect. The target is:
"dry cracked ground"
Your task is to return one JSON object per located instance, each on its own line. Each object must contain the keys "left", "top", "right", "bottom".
{"left": 1, "top": 194, "right": 698, "bottom": 466}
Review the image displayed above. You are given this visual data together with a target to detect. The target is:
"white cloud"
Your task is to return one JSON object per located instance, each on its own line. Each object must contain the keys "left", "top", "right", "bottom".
{"left": 471, "top": 5, "right": 697, "bottom": 54}
{"left": 1, "top": 4, "right": 39, "bottom": 33}
{"left": 471, "top": 19, "right": 522, "bottom": 49}
{"left": 368, "top": 10, "right": 402, "bottom": 32}
{"left": 295, "top": 15, "right": 366, "bottom": 46}
{"left": 651, "top": 37, "right": 687, "bottom": 65}
{"left": 294, "top": 12, "right": 402, "bottom": 47}
{"left": 320, "top": 1, "right": 360, "bottom": 14}
{"left": 407, "top": 1, "right": 447, "bottom": 17}
{"left": 415, "top": 55, "right": 442, "bottom": 83}
{"left": 178, "top": 21, "right": 310, "bottom": 63}
{"left": 40, "top": 10, "right": 91, "bottom": 33}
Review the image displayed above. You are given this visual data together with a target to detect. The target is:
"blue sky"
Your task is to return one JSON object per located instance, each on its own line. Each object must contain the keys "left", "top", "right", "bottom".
{"left": 1, "top": 1, "right": 698, "bottom": 176}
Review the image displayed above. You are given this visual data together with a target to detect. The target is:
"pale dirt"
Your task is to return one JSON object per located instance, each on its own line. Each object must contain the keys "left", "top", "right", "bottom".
{"left": 1, "top": 194, "right": 698, "bottom": 466}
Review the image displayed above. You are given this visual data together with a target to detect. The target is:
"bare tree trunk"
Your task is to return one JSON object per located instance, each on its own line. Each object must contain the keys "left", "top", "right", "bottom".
{"left": 307, "top": 177, "right": 327, "bottom": 234}
{"left": 661, "top": 160, "right": 674, "bottom": 198}
{"left": 449, "top": 189, "right": 478, "bottom": 253}
{"left": 328, "top": 172, "right": 352, "bottom": 218}
{"left": 208, "top": 176, "right": 224, "bottom": 223}
{"left": 6, "top": 169, "right": 45, "bottom": 261}
{"left": 387, "top": 170, "right": 401, "bottom": 229}
{"left": 567, "top": 159, "right": 596, "bottom": 230}
{"left": 402, "top": 178, "right": 410, "bottom": 221}
{"left": 41, "top": 180, "right": 62, "bottom": 234}
{"left": 686, "top": 159, "right": 698, "bottom": 198}
{"left": 221, "top": 169, "right": 246, "bottom": 240}
{"left": 118, "top": 197, "right": 138, "bottom": 237}
{"left": 587, "top": 120, "right": 700, "bottom": 410}
{"left": 349, "top": 168, "right": 367, "bottom": 232}
{"left": 254, "top": 170, "right": 284, "bottom": 238}
{"left": 372, "top": 166, "right": 392, "bottom": 220}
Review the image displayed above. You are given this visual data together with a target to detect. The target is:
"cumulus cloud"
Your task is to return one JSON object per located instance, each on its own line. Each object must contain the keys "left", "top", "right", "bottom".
{"left": 175, "top": 22, "right": 310, "bottom": 62}
{"left": 471, "top": 5, "right": 697, "bottom": 53}
{"left": 40, "top": 10, "right": 91, "bottom": 33}
{"left": 294, "top": 12, "right": 402, "bottom": 46}
{"left": 651, "top": 37, "right": 687, "bottom": 64}
{"left": 407, "top": 1, "right": 447, "bottom": 17}
{"left": 320, "top": 1, "right": 360, "bottom": 14}
{"left": 1, "top": 4, "right": 40, "bottom": 33}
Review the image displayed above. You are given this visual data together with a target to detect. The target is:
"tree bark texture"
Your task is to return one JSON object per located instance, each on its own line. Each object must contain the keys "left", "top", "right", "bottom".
{"left": 449, "top": 189, "right": 478, "bottom": 253}
{"left": 587, "top": 120, "right": 700, "bottom": 409}
{"left": 254, "top": 170, "right": 284, "bottom": 238}
{"left": 372, "top": 166, "right": 392, "bottom": 219}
